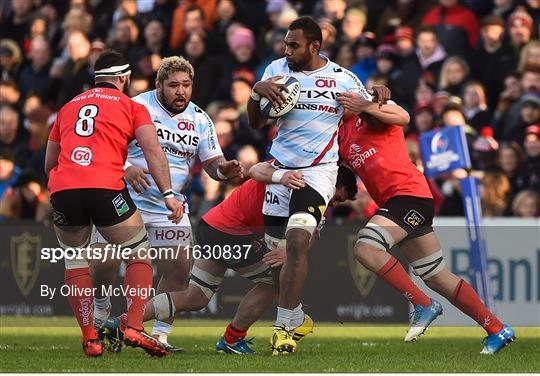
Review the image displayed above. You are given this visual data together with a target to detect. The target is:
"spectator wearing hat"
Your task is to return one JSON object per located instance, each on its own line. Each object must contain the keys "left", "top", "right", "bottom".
{"left": 470, "top": 15, "right": 517, "bottom": 110}
{"left": 494, "top": 68, "right": 540, "bottom": 143}
{"left": 218, "top": 26, "right": 258, "bottom": 101}
{"left": 0, "top": 39, "right": 23, "bottom": 81}
{"left": 422, "top": 0, "right": 479, "bottom": 57}
{"left": 441, "top": 97, "right": 477, "bottom": 149}
{"left": 507, "top": 6, "right": 534, "bottom": 53}
{"left": 394, "top": 26, "right": 415, "bottom": 61}
{"left": 375, "top": 0, "right": 431, "bottom": 44}
{"left": 391, "top": 26, "right": 446, "bottom": 108}
{"left": 472, "top": 126, "right": 499, "bottom": 171}
{"left": 18, "top": 36, "right": 52, "bottom": 100}
{"left": 408, "top": 101, "right": 436, "bottom": 142}
{"left": 462, "top": 81, "right": 491, "bottom": 132}
{"left": 350, "top": 32, "right": 377, "bottom": 84}
{"left": 374, "top": 43, "right": 399, "bottom": 82}
{"left": 0, "top": 0, "right": 34, "bottom": 49}
{"left": 515, "top": 124, "right": 540, "bottom": 195}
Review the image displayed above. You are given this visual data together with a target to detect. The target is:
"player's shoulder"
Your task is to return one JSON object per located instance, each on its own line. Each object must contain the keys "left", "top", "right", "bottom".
{"left": 132, "top": 90, "right": 155, "bottom": 107}
{"left": 188, "top": 101, "right": 214, "bottom": 128}
{"left": 265, "top": 57, "right": 290, "bottom": 75}
{"left": 326, "top": 60, "right": 361, "bottom": 84}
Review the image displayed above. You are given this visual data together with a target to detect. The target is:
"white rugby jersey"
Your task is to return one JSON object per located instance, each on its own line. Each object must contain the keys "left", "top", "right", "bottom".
{"left": 262, "top": 56, "right": 370, "bottom": 168}
{"left": 127, "top": 90, "right": 222, "bottom": 215}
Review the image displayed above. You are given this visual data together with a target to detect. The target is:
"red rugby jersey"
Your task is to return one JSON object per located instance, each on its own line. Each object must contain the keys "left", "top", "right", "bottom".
{"left": 338, "top": 113, "right": 433, "bottom": 206}
{"left": 203, "top": 179, "right": 266, "bottom": 236}
{"left": 48, "top": 83, "right": 152, "bottom": 194}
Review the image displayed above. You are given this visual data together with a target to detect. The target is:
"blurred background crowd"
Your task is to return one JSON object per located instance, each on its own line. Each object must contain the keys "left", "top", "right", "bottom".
{"left": 0, "top": 0, "right": 538, "bottom": 224}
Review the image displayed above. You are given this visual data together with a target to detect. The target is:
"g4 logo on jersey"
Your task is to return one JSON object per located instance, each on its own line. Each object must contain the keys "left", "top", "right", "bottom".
{"left": 70, "top": 146, "right": 93, "bottom": 166}
{"left": 404, "top": 210, "right": 425, "bottom": 227}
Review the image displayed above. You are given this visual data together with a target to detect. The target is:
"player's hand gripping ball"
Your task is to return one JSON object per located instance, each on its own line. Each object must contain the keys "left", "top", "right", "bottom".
{"left": 259, "top": 76, "right": 301, "bottom": 118}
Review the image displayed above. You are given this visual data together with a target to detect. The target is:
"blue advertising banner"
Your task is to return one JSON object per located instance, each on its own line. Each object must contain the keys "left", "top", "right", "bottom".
{"left": 419, "top": 126, "right": 471, "bottom": 178}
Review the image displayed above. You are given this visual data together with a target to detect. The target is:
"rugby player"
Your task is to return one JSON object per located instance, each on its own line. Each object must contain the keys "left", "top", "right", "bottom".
{"left": 90, "top": 56, "right": 243, "bottom": 352}
{"left": 337, "top": 92, "right": 515, "bottom": 354}
{"left": 246, "top": 16, "right": 389, "bottom": 355}
{"left": 123, "top": 165, "right": 357, "bottom": 354}
{"left": 44, "top": 51, "right": 183, "bottom": 357}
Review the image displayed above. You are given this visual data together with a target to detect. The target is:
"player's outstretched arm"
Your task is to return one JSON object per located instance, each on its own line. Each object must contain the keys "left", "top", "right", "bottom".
{"left": 202, "top": 155, "right": 244, "bottom": 181}
{"left": 337, "top": 92, "right": 410, "bottom": 126}
{"left": 249, "top": 162, "right": 305, "bottom": 189}
{"left": 44, "top": 140, "right": 60, "bottom": 177}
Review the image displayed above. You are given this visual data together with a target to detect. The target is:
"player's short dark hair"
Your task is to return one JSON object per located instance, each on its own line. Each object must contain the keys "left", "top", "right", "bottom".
{"left": 337, "top": 165, "right": 358, "bottom": 200}
{"left": 289, "top": 16, "right": 322, "bottom": 50}
{"left": 94, "top": 50, "right": 128, "bottom": 74}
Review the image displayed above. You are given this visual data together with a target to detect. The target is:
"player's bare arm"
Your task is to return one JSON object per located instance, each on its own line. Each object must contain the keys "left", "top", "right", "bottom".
{"left": 247, "top": 77, "right": 289, "bottom": 129}
{"left": 337, "top": 92, "right": 410, "bottom": 126}
{"left": 202, "top": 155, "right": 244, "bottom": 181}
{"left": 249, "top": 162, "right": 305, "bottom": 189}
{"left": 44, "top": 140, "right": 60, "bottom": 177}
{"left": 135, "top": 123, "right": 183, "bottom": 222}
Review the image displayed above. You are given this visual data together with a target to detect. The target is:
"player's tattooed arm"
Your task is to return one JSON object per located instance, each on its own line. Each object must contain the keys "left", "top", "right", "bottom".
{"left": 337, "top": 93, "right": 410, "bottom": 126}
{"left": 202, "top": 155, "right": 244, "bottom": 181}
{"left": 44, "top": 140, "right": 60, "bottom": 177}
{"left": 249, "top": 162, "right": 305, "bottom": 189}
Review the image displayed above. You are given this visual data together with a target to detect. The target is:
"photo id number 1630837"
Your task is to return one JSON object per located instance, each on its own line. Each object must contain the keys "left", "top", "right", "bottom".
{"left": 186, "top": 244, "right": 251, "bottom": 260}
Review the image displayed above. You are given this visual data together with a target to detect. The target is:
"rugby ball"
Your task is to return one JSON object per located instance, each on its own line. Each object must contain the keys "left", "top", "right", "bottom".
{"left": 260, "top": 76, "right": 301, "bottom": 118}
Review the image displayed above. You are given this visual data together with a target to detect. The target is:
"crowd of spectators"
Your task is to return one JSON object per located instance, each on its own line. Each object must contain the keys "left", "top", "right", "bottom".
{"left": 0, "top": 0, "right": 538, "bottom": 224}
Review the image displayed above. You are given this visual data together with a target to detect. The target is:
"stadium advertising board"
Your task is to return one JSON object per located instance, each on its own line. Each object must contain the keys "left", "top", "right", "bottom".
{"left": 411, "top": 218, "right": 540, "bottom": 326}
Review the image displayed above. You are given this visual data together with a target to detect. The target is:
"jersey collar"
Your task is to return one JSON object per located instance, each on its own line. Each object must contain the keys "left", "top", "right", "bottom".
{"left": 94, "top": 82, "right": 118, "bottom": 90}
{"left": 299, "top": 55, "right": 330, "bottom": 76}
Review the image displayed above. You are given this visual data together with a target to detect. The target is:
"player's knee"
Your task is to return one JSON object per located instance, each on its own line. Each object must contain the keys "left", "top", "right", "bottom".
{"left": 411, "top": 249, "right": 446, "bottom": 281}
{"left": 189, "top": 265, "right": 222, "bottom": 303}
{"left": 286, "top": 212, "right": 318, "bottom": 238}
{"left": 185, "top": 285, "right": 211, "bottom": 310}
{"left": 159, "top": 259, "right": 190, "bottom": 289}
{"left": 355, "top": 223, "right": 395, "bottom": 252}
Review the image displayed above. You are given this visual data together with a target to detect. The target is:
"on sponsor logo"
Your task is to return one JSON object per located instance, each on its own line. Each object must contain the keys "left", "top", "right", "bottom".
{"left": 177, "top": 120, "right": 195, "bottom": 131}
{"left": 70, "top": 146, "right": 93, "bottom": 166}
{"left": 315, "top": 78, "right": 337, "bottom": 88}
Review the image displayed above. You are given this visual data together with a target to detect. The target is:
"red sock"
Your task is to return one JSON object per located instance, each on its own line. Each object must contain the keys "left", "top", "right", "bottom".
{"left": 64, "top": 268, "right": 97, "bottom": 341}
{"left": 224, "top": 323, "right": 247, "bottom": 344}
{"left": 376, "top": 257, "right": 432, "bottom": 307}
{"left": 452, "top": 279, "right": 503, "bottom": 335}
{"left": 124, "top": 261, "right": 153, "bottom": 331}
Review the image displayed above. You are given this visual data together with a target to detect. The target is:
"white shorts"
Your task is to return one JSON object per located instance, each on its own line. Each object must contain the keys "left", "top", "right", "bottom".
{"left": 262, "top": 163, "right": 338, "bottom": 217}
{"left": 90, "top": 211, "right": 193, "bottom": 248}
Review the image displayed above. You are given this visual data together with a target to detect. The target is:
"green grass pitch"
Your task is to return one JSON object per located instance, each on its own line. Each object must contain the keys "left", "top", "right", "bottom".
{"left": 0, "top": 317, "right": 538, "bottom": 373}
